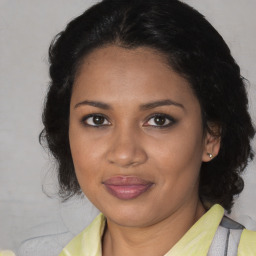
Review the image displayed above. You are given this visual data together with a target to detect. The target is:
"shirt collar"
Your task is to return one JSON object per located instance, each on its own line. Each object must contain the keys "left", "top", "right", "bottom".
{"left": 165, "top": 204, "right": 224, "bottom": 256}
{"left": 60, "top": 204, "right": 224, "bottom": 256}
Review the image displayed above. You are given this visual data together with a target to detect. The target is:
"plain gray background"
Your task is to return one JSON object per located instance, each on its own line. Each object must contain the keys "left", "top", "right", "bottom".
{"left": 0, "top": 0, "right": 256, "bottom": 253}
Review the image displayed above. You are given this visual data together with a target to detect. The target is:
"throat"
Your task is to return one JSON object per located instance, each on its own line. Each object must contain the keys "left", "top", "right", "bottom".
{"left": 102, "top": 203, "right": 206, "bottom": 256}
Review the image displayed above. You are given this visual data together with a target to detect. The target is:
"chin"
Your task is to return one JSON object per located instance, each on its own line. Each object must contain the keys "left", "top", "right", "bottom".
{"left": 102, "top": 203, "right": 160, "bottom": 228}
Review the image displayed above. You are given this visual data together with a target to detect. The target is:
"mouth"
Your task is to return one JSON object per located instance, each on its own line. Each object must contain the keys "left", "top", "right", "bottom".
{"left": 102, "top": 176, "right": 154, "bottom": 200}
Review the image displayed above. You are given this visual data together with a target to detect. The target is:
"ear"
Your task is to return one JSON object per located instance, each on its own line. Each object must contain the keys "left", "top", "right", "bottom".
{"left": 202, "top": 124, "right": 221, "bottom": 162}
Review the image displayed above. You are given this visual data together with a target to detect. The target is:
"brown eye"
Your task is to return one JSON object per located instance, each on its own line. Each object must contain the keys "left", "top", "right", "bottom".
{"left": 154, "top": 116, "right": 167, "bottom": 126}
{"left": 144, "top": 114, "right": 176, "bottom": 128}
{"left": 93, "top": 115, "right": 105, "bottom": 125}
{"left": 83, "top": 114, "right": 110, "bottom": 126}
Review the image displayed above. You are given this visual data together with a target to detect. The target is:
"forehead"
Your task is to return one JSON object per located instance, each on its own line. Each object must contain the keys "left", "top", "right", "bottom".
{"left": 72, "top": 45, "right": 198, "bottom": 108}
{"left": 75, "top": 45, "right": 169, "bottom": 81}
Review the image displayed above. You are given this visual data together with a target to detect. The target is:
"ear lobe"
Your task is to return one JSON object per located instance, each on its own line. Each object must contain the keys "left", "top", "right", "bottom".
{"left": 202, "top": 128, "right": 221, "bottom": 162}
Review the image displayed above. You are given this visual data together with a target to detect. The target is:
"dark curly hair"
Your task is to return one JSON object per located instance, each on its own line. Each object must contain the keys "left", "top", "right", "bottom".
{"left": 40, "top": 0, "right": 255, "bottom": 212}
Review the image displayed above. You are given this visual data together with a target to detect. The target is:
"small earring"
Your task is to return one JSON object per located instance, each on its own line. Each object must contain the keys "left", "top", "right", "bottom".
{"left": 207, "top": 153, "right": 213, "bottom": 159}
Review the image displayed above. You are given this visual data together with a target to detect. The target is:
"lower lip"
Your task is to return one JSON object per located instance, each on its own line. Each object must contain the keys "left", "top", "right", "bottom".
{"left": 104, "top": 184, "right": 152, "bottom": 200}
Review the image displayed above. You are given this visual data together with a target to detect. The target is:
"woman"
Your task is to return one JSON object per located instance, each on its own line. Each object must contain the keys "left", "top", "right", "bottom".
{"left": 40, "top": 0, "right": 256, "bottom": 255}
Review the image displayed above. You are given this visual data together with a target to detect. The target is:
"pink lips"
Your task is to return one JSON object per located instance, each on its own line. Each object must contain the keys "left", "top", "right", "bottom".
{"left": 103, "top": 176, "right": 153, "bottom": 200}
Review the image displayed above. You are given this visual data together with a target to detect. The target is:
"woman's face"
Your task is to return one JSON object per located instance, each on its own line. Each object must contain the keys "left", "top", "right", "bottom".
{"left": 69, "top": 46, "right": 216, "bottom": 227}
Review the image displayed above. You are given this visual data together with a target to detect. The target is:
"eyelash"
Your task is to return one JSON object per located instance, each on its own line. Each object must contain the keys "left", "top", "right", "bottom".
{"left": 81, "top": 113, "right": 176, "bottom": 128}
{"left": 81, "top": 114, "right": 111, "bottom": 127}
{"left": 144, "top": 113, "right": 176, "bottom": 128}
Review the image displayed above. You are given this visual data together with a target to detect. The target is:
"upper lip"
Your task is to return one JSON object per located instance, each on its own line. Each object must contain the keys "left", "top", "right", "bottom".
{"left": 103, "top": 176, "right": 153, "bottom": 186}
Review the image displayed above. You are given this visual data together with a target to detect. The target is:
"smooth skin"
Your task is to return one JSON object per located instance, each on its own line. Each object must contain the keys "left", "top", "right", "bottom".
{"left": 69, "top": 46, "right": 220, "bottom": 256}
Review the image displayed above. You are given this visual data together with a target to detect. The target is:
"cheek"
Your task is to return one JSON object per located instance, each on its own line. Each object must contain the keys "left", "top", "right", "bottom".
{"left": 70, "top": 142, "right": 102, "bottom": 202}
{"left": 70, "top": 118, "right": 100, "bottom": 162}
{"left": 149, "top": 123, "right": 204, "bottom": 185}
{"left": 69, "top": 124, "right": 101, "bottom": 188}
{"left": 70, "top": 144, "right": 100, "bottom": 177}
{"left": 153, "top": 129, "right": 203, "bottom": 165}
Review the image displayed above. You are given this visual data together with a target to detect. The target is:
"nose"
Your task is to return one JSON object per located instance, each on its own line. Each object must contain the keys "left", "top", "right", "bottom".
{"left": 106, "top": 127, "right": 148, "bottom": 168}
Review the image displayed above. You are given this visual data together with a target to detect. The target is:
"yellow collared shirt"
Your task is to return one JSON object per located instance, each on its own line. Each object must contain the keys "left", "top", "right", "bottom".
{"left": 59, "top": 204, "right": 256, "bottom": 256}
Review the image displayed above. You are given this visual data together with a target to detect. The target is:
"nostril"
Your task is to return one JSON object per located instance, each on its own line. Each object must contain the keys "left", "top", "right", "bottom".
{"left": 106, "top": 140, "right": 148, "bottom": 167}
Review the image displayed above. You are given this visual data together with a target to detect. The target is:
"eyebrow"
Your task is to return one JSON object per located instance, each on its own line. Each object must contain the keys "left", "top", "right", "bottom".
{"left": 74, "top": 99, "right": 184, "bottom": 110}
{"left": 139, "top": 99, "right": 184, "bottom": 110}
{"left": 74, "top": 100, "right": 111, "bottom": 110}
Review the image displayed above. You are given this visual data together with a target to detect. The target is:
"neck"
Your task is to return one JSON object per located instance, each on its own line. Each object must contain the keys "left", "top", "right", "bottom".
{"left": 102, "top": 200, "right": 205, "bottom": 256}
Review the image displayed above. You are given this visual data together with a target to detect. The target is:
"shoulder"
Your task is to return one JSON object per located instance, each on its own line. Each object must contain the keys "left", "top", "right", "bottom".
{"left": 238, "top": 229, "right": 256, "bottom": 256}
{"left": 220, "top": 215, "right": 256, "bottom": 255}
{"left": 59, "top": 213, "right": 105, "bottom": 256}
{"left": 208, "top": 215, "right": 256, "bottom": 256}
